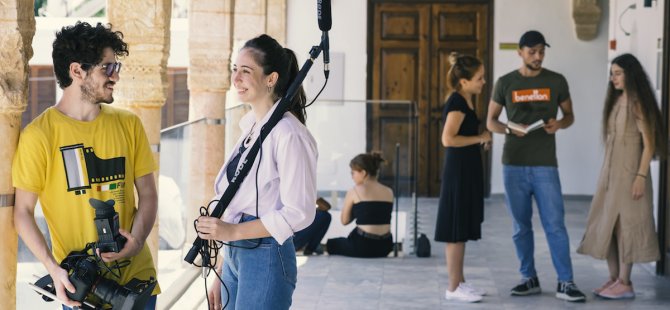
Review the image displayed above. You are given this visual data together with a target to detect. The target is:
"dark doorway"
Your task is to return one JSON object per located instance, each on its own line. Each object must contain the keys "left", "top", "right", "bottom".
{"left": 368, "top": 0, "right": 493, "bottom": 196}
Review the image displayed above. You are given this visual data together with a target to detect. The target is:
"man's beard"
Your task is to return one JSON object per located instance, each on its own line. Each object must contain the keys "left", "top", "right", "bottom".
{"left": 81, "top": 79, "right": 114, "bottom": 104}
{"left": 525, "top": 62, "right": 542, "bottom": 71}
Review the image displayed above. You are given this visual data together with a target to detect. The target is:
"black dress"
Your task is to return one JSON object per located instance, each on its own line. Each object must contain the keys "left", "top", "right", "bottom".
{"left": 434, "top": 92, "right": 484, "bottom": 243}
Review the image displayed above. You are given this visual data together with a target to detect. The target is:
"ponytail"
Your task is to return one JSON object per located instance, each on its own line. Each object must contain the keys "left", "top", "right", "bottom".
{"left": 284, "top": 48, "right": 307, "bottom": 124}
{"left": 446, "top": 52, "right": 482, "bottom": 94}
{"left": 350, "top": 151, "right": 386, "bottom": 177}
{"left": 241, "top": 35, "right": 307, "bottom": 124}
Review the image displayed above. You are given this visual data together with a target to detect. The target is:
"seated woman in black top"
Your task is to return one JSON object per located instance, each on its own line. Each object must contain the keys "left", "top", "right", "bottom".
{"left": 326, "top": 152, "right": 394, "bottom": 258}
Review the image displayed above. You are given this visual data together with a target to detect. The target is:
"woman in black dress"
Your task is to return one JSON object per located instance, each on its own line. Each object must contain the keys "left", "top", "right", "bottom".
{"left": 435, "top": 53, "right": 490, "bottom": 303}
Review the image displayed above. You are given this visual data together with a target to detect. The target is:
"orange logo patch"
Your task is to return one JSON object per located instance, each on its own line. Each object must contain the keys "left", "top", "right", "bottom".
{"left": 512, "top": 88, "right": 551, "bottom": 103}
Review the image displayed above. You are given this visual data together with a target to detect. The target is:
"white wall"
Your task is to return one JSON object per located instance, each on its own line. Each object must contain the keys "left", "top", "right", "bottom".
{"left": 610, "top": 0, "right": 665, "bottom": 80}
{"left": 287, "top": 0, "right": 368, "bottom": 192}
{"left": 31, "top": 1, "right": 663, "bottom": 196}
{"left": 490, "top": 0, "right": 610, "bottom": 195}
{"left": 286, "top": 0, "right": 615, "bottom": 195}
{"left": 292, "top": 0, "right": 665, "bottom": 198}
{"left": 608, "top": 0, "right": 665, "bottom": 212}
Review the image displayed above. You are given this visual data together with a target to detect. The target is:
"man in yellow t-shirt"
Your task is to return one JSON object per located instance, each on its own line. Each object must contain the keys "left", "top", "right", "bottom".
{"left": 13, "top": 22, "right": 159, "bottom": 309}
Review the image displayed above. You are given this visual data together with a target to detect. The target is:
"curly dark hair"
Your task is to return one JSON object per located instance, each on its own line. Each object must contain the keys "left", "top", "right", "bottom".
{"left": 350, "top": 152, "right": 386, "bottom": 177}
{"left": 52, "top": 21, "right": 129, "bottom": 89}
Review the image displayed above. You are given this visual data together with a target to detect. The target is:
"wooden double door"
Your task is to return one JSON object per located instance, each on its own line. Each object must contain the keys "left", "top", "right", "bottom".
{"left": 369, "top": 0, "right": 492, "bottom": 196}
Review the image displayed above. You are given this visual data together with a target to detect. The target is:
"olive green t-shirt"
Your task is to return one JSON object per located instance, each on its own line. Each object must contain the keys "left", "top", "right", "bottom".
{"left": 492, "top": 68, "right": 570, "bottom": 166}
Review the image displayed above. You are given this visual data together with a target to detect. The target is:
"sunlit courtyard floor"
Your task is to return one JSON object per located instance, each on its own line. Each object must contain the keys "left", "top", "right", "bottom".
{"left": 17, "top": 196, "right": 670, "bottom": 309}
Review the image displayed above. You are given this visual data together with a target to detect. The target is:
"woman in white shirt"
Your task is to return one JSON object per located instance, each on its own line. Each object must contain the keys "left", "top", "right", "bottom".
{"left": 195, "top": 34, "right": 318, "bottom": 310}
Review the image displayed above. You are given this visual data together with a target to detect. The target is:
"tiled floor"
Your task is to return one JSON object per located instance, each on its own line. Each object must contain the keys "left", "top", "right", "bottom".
{"left": 292, "top": 196, "right": 670, "bottom": 309}
{"left": 15, "top": 196, "right": 670, "bottom": 309}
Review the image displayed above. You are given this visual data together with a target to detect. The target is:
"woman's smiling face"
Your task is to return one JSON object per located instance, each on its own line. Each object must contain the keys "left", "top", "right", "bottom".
{"left": 232, "top": 48, "right": 272, "bottom": 104}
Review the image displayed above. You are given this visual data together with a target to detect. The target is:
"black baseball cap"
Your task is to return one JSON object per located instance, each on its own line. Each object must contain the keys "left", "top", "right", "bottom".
{"left": 519, "top": 30, "right": 550, "bottom": 48}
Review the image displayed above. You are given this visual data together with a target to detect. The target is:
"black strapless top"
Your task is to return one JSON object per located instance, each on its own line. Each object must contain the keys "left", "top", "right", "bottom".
{"left": 352, "top": 201, "right": 393, "bottom": 225}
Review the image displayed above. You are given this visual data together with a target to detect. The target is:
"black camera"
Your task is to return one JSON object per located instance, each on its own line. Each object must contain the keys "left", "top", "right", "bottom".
{"left": 31, "top": 198, "right": 155, "bottom": 309}
{"left": 34, "top": 248, "right": 157, "bottom": 310}
{"left": 90, "top": 198, "right": 127, "bottom": 253}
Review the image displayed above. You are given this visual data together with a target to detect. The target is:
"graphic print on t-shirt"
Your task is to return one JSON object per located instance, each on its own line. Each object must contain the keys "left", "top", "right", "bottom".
{"left": 60, "top": 144, "right": 125, "bottom": 195}
{"left": 512, "top": 88, "right": 551, "bottom": 103}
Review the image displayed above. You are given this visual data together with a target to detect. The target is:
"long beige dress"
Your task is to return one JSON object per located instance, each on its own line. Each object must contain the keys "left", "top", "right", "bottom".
{"left": 577, "top": 97, "right": 660, "bottom": 263}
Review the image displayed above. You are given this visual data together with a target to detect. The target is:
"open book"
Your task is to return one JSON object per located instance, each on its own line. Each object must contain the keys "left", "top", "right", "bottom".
{"left": 508, "top": 119, "right": 545, "bottom": 134}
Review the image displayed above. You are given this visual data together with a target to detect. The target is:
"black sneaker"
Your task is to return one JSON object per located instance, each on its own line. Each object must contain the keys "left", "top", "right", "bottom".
{"left": 556, "top": 281, "right": 586, "bottom": 302}
{"left": 511, "top": 277, "right": 541, "bottom": 296}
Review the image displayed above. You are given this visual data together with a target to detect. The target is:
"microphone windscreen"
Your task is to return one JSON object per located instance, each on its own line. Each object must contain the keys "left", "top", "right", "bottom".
{"left": 318, "top": 0, "right": 332, "bottom": 31}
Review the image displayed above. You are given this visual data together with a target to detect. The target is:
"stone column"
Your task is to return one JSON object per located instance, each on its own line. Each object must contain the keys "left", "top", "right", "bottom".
{"left": 0, "top": 1, "right": 35, "bottom": 309}
{"left": 107, "top": 0, "right": 172, "bottom": 268}
{"left": 266, "top": 0, "right": 287, "bottom": 45}
{"left": 185, "top": 0, "right": 233, "bottom": 253}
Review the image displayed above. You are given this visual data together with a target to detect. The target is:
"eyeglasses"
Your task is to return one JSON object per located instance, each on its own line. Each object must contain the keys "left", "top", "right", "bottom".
{"left": 80, "top": 62, "right": 122, "bottom": 77}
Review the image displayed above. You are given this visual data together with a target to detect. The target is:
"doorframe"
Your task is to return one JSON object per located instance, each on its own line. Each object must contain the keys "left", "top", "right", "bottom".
{"left": 366, "top": 0, "right": 494, "bottom": 196}
{"left": 657, "top": 0, "right": 669, "bottom": 276}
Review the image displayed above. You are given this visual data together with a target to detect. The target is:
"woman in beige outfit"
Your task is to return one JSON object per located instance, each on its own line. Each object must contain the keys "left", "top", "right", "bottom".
{"left": 577, "top": 54, "right": 666, "bottom": 299}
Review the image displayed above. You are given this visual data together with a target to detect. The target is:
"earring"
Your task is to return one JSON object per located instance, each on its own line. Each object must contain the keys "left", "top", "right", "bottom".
{"left": 267, "top": 85, "right": 273, "bottom": 93}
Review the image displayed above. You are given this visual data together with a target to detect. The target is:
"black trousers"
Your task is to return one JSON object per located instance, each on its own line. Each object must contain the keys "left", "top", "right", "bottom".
{"left": 326, "top": 228, "right": 393, "bottom": 258}
{"left": 293, "top": 210, "right": 332, "bottom": 251}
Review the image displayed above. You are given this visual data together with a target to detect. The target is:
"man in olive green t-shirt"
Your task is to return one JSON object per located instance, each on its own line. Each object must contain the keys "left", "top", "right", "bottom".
{"left": 486, "top": 30, "right": 585, "bottom": 302}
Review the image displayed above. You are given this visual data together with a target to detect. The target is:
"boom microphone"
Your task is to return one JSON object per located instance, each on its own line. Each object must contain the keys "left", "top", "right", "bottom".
{"left": 317, "top": 0, "right": 331, "bottom": 78}
{"left": 317, "top": 0, "right": 331, "bottom": 31}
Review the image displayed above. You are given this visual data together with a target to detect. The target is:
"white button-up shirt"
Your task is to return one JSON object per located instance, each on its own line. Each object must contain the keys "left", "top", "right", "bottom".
{"left": 214, "top": 102, "right": 318, "bottom": 244}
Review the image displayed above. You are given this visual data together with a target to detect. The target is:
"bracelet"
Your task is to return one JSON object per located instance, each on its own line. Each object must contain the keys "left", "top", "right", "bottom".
{"left": 636, "top": 173, "right": 647, "bottom": 178}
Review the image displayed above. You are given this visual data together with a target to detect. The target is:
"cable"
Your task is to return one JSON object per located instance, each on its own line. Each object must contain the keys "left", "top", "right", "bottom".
{"left": 194, "top": 134, "right": 265, "bottom": 309}
{"left": 305, "top": 77, "right": 329, "bottom": 108}
{"left": 255, "top": 128, "right": 264, "bottom": 219}
{"left": 619, "top": 3, "right": 636, "bottom": 36}
{"left": 203, "top": 265, "right": 230, "bottom": 310}
{"left": 72, "top": 242, "right": 130, "bottom": 279}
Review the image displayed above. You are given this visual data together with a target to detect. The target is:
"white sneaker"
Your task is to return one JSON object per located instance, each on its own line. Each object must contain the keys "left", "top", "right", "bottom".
{"left": 461, "top": 282, "right": 487, "bottom": 296}
{"left": 445, "top": 284, "right": 483, "bottom": 303}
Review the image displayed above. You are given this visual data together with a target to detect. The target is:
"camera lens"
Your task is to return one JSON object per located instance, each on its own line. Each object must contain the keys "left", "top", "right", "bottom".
{"left": 93, "top": 278, "right": 131, "bottom": 306}
{"left": 92, "top": 277, "right": 157, "bottom": 310}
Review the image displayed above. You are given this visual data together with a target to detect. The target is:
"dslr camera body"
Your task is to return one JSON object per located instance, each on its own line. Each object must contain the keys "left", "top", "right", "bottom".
{"left": 34, "top": 247, "right": 157, "bottom": 310}
{"left": 63, "top": 248, "right": 156, "bottom": 310}
{"left": 31, "top": 198, "right": 156, "bottom": 309}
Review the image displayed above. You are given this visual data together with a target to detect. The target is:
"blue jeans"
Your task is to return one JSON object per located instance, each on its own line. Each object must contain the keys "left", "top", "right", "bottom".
{"left": 503, "top": 165, "right": 574, "bottom": 282}
{"left": 221, "top": 215, "right": 297, "bottom": 310}
{"left": 63, "top": 294, "right": 156, "bottom": 310}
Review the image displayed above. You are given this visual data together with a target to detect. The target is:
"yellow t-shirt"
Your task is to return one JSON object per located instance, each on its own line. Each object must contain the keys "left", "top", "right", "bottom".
{"left": 13, "top": 105, "right": 160, "bottom": 294}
